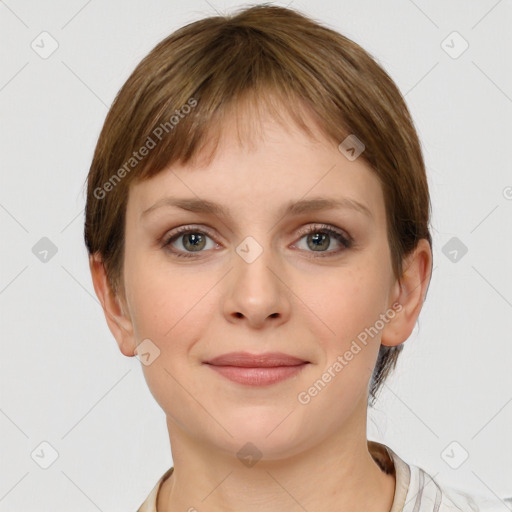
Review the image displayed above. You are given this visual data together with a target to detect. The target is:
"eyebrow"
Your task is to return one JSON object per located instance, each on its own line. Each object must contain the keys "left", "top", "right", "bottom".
{"left": 140, "top": 196, "right": 373, "bottom": 220}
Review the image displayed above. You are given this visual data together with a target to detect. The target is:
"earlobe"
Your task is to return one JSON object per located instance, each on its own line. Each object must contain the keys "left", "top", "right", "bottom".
{"left": 89, "top": 253, "right": 136, "bottom": 357}
{"left": 381, "top": 239, "right": 432, "bottom": 347}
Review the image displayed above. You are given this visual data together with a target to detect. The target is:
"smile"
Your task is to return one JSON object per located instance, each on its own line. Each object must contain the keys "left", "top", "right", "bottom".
{"left": 205, "top": 363, "right": 309, "bottom": 386}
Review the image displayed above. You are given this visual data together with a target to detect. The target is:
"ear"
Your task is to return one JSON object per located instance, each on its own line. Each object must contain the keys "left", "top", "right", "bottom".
{"left": 381, "top": 238, "right": 432, "bottom": 347}
{"left": 89, "top": 253, "right": 136, "bottom": 357}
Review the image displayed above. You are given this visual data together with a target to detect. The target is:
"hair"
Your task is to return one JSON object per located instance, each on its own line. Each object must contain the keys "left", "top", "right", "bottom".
{"left": 83, "top": 3, "right": 432, "bottom": 407}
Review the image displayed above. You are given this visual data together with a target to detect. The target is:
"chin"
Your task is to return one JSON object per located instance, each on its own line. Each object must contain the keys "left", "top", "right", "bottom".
{"left": 209, "top": 411, "right": 309, "bottom": 462}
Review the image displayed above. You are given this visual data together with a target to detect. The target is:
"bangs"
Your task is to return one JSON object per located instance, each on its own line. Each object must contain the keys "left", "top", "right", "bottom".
{"left": 135, "top": 86, "right": 344, "bottom": 181}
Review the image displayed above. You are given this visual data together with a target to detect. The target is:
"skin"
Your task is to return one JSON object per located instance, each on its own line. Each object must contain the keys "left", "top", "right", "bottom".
{"left": 90, "top": 103, "right": 432, "bottom": 512}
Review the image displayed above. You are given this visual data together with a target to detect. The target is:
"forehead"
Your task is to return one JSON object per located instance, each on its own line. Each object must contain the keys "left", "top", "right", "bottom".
{"left": 126, "top": 102, "right": 385, "bottom": 226}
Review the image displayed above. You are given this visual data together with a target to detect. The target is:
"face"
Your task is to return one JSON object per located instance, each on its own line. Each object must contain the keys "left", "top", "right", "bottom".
{"left": 120, "top": 107, "right": 400, "bottom": 460}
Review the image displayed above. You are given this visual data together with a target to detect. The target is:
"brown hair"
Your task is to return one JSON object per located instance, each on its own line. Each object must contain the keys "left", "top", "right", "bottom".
{"left": 83, "top": 3, "right": 432, "bottom": 406}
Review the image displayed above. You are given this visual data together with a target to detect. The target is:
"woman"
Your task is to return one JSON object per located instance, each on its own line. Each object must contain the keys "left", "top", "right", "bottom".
{"left": 84, "top": 4, "right": 506, "bottom": 511}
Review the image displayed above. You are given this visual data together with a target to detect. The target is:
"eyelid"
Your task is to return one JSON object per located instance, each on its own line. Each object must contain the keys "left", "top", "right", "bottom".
{"left": 294, "top": 223, "right": 353, "bottom": 245}
{"left": 160, "top": 224, "right": 218, "bottom": 245}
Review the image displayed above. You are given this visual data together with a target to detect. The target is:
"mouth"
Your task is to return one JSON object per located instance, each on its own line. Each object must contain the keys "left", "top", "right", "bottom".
{"left": 203, "top": 352, "right": 310, "bottom": 386}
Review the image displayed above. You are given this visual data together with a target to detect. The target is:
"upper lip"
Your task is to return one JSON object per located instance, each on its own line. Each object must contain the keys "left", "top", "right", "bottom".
{"left": 204, "top": 352, "right": 309, "bottom": 367}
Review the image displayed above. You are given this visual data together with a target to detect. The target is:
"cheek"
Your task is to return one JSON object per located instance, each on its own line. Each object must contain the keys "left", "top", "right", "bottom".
{"left": 295, "top": 268, "right": 387, "bottom": 417}
{"left": 298, "top": 262, "right": 389, "bottom": 347}
{"left": 126, "top": 264, "right": 212, "bottom": 420}
{"left": 125, "top": 251, "right": 206, "bottom": 339}
{"left": 131, "top": 284, "right": 203, "bottom": 347}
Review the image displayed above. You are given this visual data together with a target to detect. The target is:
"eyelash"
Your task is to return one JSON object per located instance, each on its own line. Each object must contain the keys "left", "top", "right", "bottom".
{"left": 161, "top": 224, "right": 353, "bottom": 259}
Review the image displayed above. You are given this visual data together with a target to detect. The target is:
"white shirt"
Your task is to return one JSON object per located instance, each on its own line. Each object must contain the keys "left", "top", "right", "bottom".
{"left": 136, "top": 441, "right": 510, "bottom": 511}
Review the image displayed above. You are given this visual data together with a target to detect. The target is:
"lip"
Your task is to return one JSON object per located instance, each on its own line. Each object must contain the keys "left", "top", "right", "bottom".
{"left": 204, "top": 351, "right": 309, "bottom": 367}
{"left": 203, "top": 351, "right": 310, "bottom": 386}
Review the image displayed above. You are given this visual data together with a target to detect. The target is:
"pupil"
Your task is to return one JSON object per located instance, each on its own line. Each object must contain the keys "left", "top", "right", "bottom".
{"left": 185, "top": 233, "right": 204, "bottom": 251}
{"left": 310, "top": 233, "right": 328, "bottom": 251}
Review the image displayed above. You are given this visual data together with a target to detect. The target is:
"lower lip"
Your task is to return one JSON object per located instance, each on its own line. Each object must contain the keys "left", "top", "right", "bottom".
{"left": 206, "top": 363, "right": 309, "bottom": 386}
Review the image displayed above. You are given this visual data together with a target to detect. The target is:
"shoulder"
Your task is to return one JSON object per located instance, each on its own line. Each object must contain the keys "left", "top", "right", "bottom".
{"left": 435, "top": 485, "right": 511, "bottom": 512}
{"left": 412, "top": 470, "right": 509, "bottom": 512}
{"left": 136, "top": 467, "right": 174, "bottom": 512}
{"left": 380, "top": 442, "right": 509, "bottom": 512}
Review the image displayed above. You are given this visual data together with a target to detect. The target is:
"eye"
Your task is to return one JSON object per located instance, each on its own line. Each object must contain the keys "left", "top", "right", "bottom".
{"left": 293, "top": 224, "right": 353, "bottom": 256}
{"left": 162, "top": 226, "right": 218, "bottom": 259}
{"left": 161, "top": 223, "right": 353, "bottom": 259}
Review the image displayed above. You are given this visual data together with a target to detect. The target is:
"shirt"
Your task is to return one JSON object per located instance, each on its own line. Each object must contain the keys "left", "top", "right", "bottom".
{"left": 136, "top": 440, "right": 509, "bottom": 511}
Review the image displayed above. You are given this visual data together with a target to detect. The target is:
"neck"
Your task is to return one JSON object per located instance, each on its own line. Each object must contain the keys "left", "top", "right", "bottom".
{"left": 156, "top": 404, "right": 395, "bottom": 512}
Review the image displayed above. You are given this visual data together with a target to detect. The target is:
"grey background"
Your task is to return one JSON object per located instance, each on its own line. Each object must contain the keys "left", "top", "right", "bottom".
{"left": 1, "top": 0, "right": 511, "bottom": 510}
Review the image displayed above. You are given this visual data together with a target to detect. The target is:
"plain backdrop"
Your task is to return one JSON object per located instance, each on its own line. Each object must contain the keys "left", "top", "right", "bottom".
{"left": 1, "top": 0, "right": 511, "bottom": 510}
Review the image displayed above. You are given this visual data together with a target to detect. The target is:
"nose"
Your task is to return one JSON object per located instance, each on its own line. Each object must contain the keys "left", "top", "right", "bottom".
{"left": 221, "top": 241, "right": 291, "bottom": 329}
